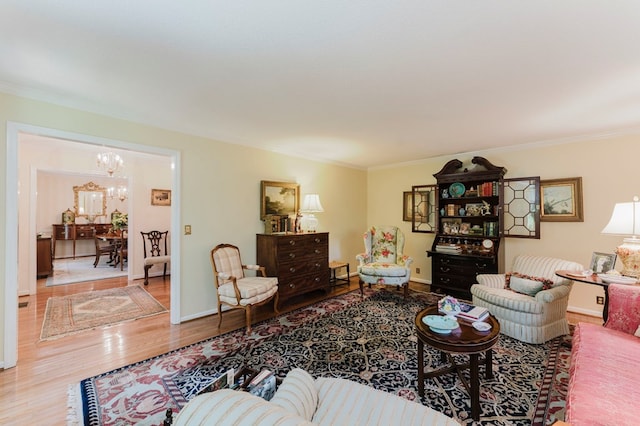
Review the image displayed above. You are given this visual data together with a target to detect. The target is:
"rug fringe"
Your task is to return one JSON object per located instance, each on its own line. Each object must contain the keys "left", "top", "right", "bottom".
{"left": 66, "top": 383, "right": 82, "bottom": 426}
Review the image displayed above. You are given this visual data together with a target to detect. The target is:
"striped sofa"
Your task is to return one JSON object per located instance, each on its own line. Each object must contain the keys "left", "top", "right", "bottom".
{"left": 470, "top": 255, "right": 583, "bottom": 344}
{"left": 174, "top": 368, "right": 460, "bottom": 426}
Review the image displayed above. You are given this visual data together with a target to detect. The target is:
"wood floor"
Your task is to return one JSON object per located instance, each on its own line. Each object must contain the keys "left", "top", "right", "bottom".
{"left": 1, "top": 276, "right": 600, "bottom": 425}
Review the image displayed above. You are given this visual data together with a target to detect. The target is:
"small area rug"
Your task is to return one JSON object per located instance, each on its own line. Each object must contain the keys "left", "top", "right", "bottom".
{"left": 46, "top": 257, "right": 127, "bottom": 287}
{"left": 70, "top": 288, "right": 569, "bottom": 425}
{"left": 41, "top": 285, "right": 167, "bottom": 340}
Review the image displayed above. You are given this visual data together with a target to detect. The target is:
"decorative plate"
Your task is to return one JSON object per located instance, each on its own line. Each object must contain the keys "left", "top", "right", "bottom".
{"left": 448, "top": 182, "right": 466, "bottom": 198}
{"left": 598, "top": 274, "right": 638, "bottom": 285}
{"left": 482, "top": 239, "right": 494, "bottom": 249}
{"left": 422, "top": 315, "right": 459, "bottom": 334}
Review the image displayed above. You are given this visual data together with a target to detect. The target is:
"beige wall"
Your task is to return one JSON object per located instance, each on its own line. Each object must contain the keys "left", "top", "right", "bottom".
{"left": 367, "top": 135, "right": 640, "bottom": 317}
{"left": 0, "top": 92, "right": 367, "bottom": 366}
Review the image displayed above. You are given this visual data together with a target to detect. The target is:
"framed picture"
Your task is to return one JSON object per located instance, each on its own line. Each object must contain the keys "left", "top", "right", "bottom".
{"left": 590, "top": 252, "right": 617, "bottom": 274}
{"left": 151, "top": 189, "right": 171, "bottom": 206}
{"left": 441, "top": 218, "right": 462, "bottom": 235}
{"left": 540, "top": 177, "right": 583, "bottom": 222}
{"left": 260, "top": 181, "right": 299, "bottom": 220}
{"left": 403, "top": 191, "right": 429, "bottom": 222}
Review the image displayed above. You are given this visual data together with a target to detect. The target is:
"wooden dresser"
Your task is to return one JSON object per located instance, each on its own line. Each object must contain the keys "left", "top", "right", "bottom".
{"left": 52, "top": 223, "right": 111, "bottom": 258}
{"left": 36, "top": 236, "right": 53, "bottom": 278}
{"left": 257, "top": 232, "right": 330, "bottom": 306}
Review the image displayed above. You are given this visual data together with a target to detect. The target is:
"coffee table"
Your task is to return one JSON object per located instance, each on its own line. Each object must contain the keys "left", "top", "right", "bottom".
{"left": 415, "top": 305, "right": 500, "bottom": 421}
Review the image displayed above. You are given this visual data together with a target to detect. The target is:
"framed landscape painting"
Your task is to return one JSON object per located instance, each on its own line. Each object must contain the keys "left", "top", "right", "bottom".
{"left": 260, "top": 181, "right": 299, "bottom": 220}
{"left": 540, "top": 177, "right": 583, "bottom": 222}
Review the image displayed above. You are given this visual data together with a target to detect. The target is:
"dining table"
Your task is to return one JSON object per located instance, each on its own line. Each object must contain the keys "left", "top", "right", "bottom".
{"left": 96, "top": 232, "right": 128, "bottom": 270}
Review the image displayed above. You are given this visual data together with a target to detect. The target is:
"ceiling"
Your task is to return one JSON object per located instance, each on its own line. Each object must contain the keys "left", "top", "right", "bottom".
{"left": 2, "top": 1, "right": 640, "bottom": 169}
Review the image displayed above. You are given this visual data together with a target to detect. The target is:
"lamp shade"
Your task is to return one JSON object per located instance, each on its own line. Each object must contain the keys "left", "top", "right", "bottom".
{"left": 300, "top": 194, "right": 324, "bottom": 213}
{"left": 601, "top": 201, "right": 640, "bottom": 236}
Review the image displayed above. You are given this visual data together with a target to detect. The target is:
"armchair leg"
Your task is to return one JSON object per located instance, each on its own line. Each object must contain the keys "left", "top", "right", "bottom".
{"left": 404, "top": 283, "right": 409, "bottom": 299}
{"left": 144, "top": 265, "right": 152, "bottom": 286}
{"left": 217, "top": 303, "right": 223, "bottom": 329}
{"left": 358, "top": 279, "right": 364, "bottom": 296}
{"left": 245, "top": 307, "right": 252, "bottom": 335}
{"left": 273, "top": 293, "right": 280, "bottom": 315}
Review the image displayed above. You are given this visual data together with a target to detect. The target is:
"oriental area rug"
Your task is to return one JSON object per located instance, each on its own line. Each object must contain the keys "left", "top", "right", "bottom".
{"left": 69, "top": 288, "right": 570, "bottom": 425}
{"left": 46, "top": 257, "right": 127, "bottom": 287}
{"left": 41, "top": 285, "right": 167, "bottom": 340}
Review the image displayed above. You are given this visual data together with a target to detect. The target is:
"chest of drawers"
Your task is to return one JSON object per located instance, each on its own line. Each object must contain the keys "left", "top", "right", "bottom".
{"left": 430, "top": 253, "right": 498, "bottom": 299}
{"left": 257, "top": 232, "right": 330, "bottom": 305}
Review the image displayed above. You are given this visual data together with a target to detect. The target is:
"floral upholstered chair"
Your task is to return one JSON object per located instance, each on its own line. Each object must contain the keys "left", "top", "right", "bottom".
{"left": 356, "top": 225, "right": 413, "bottom": 298}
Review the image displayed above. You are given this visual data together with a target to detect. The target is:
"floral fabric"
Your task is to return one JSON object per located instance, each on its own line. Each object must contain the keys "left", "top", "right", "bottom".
{"left": 356, "top": 225, "right": 413, "bottom": 287}
{"left": 604, "top": 283, "right": 640, "bottom": 334}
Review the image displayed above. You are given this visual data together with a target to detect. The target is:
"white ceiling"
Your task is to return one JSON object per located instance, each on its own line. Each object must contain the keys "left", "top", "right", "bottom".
{"left": 2, "top": 1, "right": 640, "bottom": 169}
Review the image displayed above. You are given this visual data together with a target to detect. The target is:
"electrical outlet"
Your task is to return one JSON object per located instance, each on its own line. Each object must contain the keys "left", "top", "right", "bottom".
{"left": 416, "top": 267, "right": 421, "bottom": 274}
{"left": 184, "top": 225, "right": 192, "bottom": 235}
{"left": 596, "top": 296, "right": 604, "bottom": 305}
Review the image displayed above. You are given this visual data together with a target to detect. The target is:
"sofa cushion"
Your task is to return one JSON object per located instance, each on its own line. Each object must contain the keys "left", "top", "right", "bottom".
{"left": 271, "top": 368, "right": 318, "bottom": 421}
{"left": 567, "top": 323, "right": 640, "bottom": 425}
{"left": 312, "top": 377, "right": 460, "bottom": 426}
{"left": 173, "top": 389, "right": 314, "bottom": 426}
{"left": 505, "top": 273, "right": 553, "bottom": 296}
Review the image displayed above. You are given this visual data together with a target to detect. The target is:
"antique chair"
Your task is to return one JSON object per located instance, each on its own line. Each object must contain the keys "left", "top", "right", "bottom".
{"left": 93, "top": 235, "right": 116, "bottom": 267}
{"left": 356, "top": 225, "right": 413, "bottom": 298}
{"left": 141, "top": 230, "right": 170, "bottom": 285}
{"left": 116, "top": 231, "right": 128, "bottom": 271}
{"left": 470, "top": 254, "right": 583, "bottom": 344}
{"left": 210, "top": 243, "right": 279, "bottom": 334}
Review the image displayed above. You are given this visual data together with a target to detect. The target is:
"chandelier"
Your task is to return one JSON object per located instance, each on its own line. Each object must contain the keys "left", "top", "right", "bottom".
{"left": 97, "top": 151, "right": 123, "bottom": 176}
{"left": 108, "top": 185, "right": 128, "bottom": 202}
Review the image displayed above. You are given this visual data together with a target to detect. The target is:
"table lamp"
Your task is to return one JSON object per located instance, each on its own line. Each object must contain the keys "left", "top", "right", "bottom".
{"left": 300, "top": 194, "right": 324, "bottom": 232}
{"left": 601, "top": 196, "right": 640, "bottom": 277}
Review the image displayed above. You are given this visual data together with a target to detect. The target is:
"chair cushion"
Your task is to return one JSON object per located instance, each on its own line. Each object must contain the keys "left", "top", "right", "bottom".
{"left": 359, "top": 262, "right": 408, "bottom": 277}
{"left": 218, "top": 277, "right": 278, "bottom": 306}
{"left": 213, "top": 246, "right": 245, "bottom": 281}
{"left": 271, "top": 368, "right": 318, "bottom": 421}
{"left": 144, "top": 255, "right": 171, "bottom": 266}
{"left": 471, "top": 284, "right": 544, "bottom": 314}
{"left": 506, "top": 273, "right": 553, "bottom": 296}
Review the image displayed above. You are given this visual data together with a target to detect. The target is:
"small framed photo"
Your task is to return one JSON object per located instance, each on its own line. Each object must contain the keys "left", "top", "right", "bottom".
{"left": 459, "top": 222, "right": 471, "bottom": 234}
{"left": 540, "top": 177, "right": 583, "bottom": 222}
{"left": 590, "top": 252, "right": 617, "bottom": 274}
{"left": 441, "top": 218, "right": 462, "bottom": 235}
{"left": 151, "top": 189, "right": 171, "bottom": 206}
{"left": 260, "top": 181, "right": 299, "bottom": 220}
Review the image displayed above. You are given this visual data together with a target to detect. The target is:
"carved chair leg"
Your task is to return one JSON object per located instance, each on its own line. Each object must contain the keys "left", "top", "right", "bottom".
{"left": 358, "top": 280, "right": 364, "bottom": 296}
{"left": 144, "top": 265, "right": 151, "bottom": 285}
{"left": 404, "top": 283, "right": 409, "bottom": 299}
{"left": 245, "top": 307, "right": 252, "bottom": 334}
{"left": 217, "top": 303, "right": 223, "bottom": 329}
{"left": 273, "top": 293, "right": 280, "bottom": 315}
{"left": 163, "top": 263, "right": 167, "bottom": 279}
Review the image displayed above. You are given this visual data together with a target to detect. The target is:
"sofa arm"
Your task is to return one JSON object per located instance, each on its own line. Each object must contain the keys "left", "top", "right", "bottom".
{"left": 535, "top": 284, "right": 571, "bottom": 304}
{"left": 476, "top": 274, "right": 506, "bottom": 289}
{"left": 604, "top": 283, "right": 640, "bottom": 334}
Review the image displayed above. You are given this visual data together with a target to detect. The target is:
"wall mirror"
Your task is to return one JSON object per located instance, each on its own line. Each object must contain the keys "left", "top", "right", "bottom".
{"left": 73, "top": 181, "right": 107, "bottom": 221}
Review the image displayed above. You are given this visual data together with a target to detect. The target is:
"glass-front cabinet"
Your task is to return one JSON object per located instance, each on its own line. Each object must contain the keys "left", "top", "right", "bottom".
{"left": 414, "top": 156, "right": 540, "bottom": 299}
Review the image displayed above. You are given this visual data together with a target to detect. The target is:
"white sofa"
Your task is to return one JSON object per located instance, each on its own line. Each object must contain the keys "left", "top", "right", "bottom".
{"left": 174, "top": 368, "right": 460, "bottom": 426}
{"left": 470, "top": 254, "right": 583, "bottom": 344}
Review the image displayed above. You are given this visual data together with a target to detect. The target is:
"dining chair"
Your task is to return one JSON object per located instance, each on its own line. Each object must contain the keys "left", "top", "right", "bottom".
{"left": 93, "top": 235, "right": 116, "bottom": 267}
{"left": 141, "top": 230, "right": 170, "bottom": 285}
{"left": 116, "top": 230, "right": 128, "bottom": 271}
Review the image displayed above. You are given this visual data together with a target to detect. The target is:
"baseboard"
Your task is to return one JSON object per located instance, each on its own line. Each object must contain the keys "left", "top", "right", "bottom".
{"left": 567, "top": 305, "right": 603, "bottom": 318}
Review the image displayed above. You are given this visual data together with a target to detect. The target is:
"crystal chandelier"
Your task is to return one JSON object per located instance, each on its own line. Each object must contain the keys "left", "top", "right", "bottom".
{"left": 108, "top": 185, "right": 128, "bottom": 202}
{"left": 97, "top": 151, "right": 123, "bottom": 176}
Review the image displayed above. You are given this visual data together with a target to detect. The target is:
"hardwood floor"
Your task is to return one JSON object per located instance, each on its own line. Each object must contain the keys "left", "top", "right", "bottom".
{"left": 1, "top": 277, "right": 600, "bottom": 425}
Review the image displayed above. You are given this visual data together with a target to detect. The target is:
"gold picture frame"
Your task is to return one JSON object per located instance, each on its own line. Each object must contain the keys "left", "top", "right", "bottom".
{"left": 151, "top": 189, "right": 171, "bottom": 206}
{"left": 260, "top": 181, "right": 300, "bottom": 220}
{"left": 540, "top": 177, "right": 583, "bottom": 222}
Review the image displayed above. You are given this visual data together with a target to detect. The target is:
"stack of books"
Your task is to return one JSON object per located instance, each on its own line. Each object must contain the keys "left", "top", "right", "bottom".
{"left": 456, "top": 302, "right": 489, "bottom": 322}
{"left": 435, "top": 244, "right": 462, "bottom": 254}
{"left": 246, "top": 369, "right": 277, "bottom": 401}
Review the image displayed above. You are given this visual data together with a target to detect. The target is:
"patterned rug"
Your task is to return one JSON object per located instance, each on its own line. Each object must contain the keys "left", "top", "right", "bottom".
{"left": 41, "top": 285, "right": 167, "bottom": 340}
{"left": 71, "top": 288, "right": 569, "bottom": 425}
{"left": 46, "top": 257, "right": 127, "bottom": 286}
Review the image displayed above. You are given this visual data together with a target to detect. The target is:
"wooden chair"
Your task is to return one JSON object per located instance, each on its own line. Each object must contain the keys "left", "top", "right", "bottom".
{"left": 93, "top": 235, "right": 116, "bottom": 267}
{"left": 116, "top": 231, "right": 128, "bottom": 271}
{"left": 210, "top": 244, "right": 279, "bottom": 334}
{"left": 141, "top": 230, "right": 170, "bottom": 285}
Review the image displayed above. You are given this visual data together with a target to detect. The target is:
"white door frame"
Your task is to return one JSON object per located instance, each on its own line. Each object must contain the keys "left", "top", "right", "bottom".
{"left": 4, "top": 122, "right": 181, "bottom": 368}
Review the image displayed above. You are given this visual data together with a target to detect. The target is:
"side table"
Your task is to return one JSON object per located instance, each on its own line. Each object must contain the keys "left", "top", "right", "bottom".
{"left": 415, "top": 306, "right": 500, "bottom": 421}
{"left": 329, "top": 261, "right": 350, "bottom": 287}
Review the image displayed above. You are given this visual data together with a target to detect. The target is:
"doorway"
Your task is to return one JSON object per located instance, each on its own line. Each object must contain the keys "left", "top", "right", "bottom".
{"left": 5, "top": 122, "right": 181, "bottom": 368}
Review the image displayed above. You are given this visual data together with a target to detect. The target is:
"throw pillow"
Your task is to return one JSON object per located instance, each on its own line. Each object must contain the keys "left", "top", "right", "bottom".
{"left": 505, "top": 272, "right": 554, "bottom": 296}
{"left": 270, "top": 368, "right": 318, "bottom": 421}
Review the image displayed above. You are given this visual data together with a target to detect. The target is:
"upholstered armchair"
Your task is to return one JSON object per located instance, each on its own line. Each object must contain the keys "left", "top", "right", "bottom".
{"left": 210, "top": 244, "right": 279, "bottom": 334}
{"left": 470, "top": 254, "right": 583, "bottom": 344}
{"left": 356, "top": 225, "right": 413, "bottom": 298}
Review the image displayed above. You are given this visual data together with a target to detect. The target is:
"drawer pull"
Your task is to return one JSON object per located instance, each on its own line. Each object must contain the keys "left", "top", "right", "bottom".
{"left": 314, "top": 277, "right": 321, "bottom": 282}
{"left": 441, "top": 277, "right": 451, "bottom": 284}
{"left": 289, "top": 240, "right": 296, "bottom": 245}
{"left": 314, "top": 237, "right": 321, "bottom": 243}
{"left": 440, "top": 267, "right": 451, "bottom": 273}
{"left": 315, "top": 263, "right": 321, "bottom": 268}
{"left": 289, "top": 267, "right": 296, "bottom": 273}
{"left": 475, "top": 263, "right": 488, "bottom": 269}
{"left": 289, "top": 253, "right": 296, "bottom": 259}
{"left": 314, "top": 249, "right": 320, "bottom": 254}
{"left": 289, "top": 283, "right": 295, "bottom": 288}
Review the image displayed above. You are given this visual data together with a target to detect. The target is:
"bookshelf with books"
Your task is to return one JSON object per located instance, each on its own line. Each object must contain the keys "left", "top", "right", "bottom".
{"left": 426, "top": 156, "right": 541, "bottom": 299}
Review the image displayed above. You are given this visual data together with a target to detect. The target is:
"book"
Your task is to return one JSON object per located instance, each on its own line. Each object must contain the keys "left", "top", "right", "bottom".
{"left": 196, "top": 367, "right": 235, "bottom": 395}
{"left": 247, "top": 369, "right": 277, "bottom": 401}
{"left": 456, "top": 302, "right": 489, "bottom": 321}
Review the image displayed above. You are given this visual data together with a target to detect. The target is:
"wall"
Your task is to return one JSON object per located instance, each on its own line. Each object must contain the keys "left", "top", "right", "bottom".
{"left": 367, "top": 135, "right": 640, "bottom": 317}
{"left": 0, "top": 91, "right": 368, "bottom": 366}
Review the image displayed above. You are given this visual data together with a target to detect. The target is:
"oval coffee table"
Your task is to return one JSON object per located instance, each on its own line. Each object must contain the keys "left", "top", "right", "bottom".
{"left": 415, "top": 305, "right": 500, "bottom": 421}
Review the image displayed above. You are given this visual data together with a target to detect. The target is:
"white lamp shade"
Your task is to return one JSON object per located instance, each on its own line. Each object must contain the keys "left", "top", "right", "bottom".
{"left": 301, "top": 194, "right": 324, "bottom": 213}
{"left": 602, "top": 201, "right": 640, "bottom": 236}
